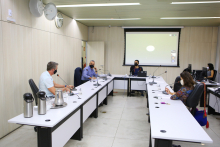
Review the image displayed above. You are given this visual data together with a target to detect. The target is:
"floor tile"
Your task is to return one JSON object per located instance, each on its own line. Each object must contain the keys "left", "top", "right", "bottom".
{"left": 83, "top": 118, "right": 120, "bottom": 138}
{"left": 64, "top": 135, "right": 114, "bottom": 147}
{"left": 0, "top": 127, "right": 37, "bottom": 147}
{"left": 112, "top": 138, "right": 149, "bottom": 147}
{"left": 115, "top": 120, "right": 150, "bottom": 141}
{"left": 98, "top": 106, "right": 123, "bottom": 120}
{"left": 121, "top": 108, "right": 148, "bottom": 121}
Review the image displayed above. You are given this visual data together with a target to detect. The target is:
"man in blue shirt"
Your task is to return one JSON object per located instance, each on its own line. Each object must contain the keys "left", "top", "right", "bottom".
{"left": 81, "top": 60, "right": 98, "bottom": 83}
{"left": 39, "top": 61, "right": 74, "bottom": 97}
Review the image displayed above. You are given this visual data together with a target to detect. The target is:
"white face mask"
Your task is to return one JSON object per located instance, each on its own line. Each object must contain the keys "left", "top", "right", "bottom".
{"left": 180, "top": 79, "right": 184, "bottom": 85}
{"left": 207, "top": 67, "right": 209, "bottom": 70}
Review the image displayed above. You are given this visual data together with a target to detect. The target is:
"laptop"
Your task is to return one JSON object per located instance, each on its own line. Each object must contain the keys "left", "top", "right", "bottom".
{"left": 138, "top": 71, "right": 148, "bottom": 77}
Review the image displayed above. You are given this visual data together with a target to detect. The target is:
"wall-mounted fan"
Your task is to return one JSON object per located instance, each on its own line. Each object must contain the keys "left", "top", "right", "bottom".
{"left": 29, "top": 0, "right": 57, "bottom": 20}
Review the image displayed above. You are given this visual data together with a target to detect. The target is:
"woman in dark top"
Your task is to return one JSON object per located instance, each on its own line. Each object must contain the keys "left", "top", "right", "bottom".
{"left": 166, "top": 72, "right": 195, "bottom": 105}
{"left": 207, "top": 63, "right": 214, "bottom": 80}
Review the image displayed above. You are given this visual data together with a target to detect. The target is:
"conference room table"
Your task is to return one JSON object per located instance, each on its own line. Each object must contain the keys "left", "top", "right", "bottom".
{"left": 146, "top": 77, "right": 213, "bottom": 147}
{"left": 207, "top": 87, "right": 220, "bottom": 115}
{"left": 8, "top": 75, "right": 213, "bottom": 147}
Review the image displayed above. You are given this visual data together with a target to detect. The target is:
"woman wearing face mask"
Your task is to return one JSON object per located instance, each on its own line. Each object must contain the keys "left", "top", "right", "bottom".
{"left": 165, "top": 72, "right": 195, "bottom": 105}
{"left": 207, "top": 63, "right": 215, "bottom": 80}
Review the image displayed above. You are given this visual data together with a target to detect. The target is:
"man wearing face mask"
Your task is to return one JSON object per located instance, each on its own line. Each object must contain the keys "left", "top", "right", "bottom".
{"left": 130, "top": 60, "right": 144, "bottom": 96}
{"left": 39, "top": 61, "right": 73, "bottom": 97}
{"left": 130, "top": 60, "right": 143, "bottom": 76}
{"left": 81, "top": 60, "right": 98, "bottom": 83}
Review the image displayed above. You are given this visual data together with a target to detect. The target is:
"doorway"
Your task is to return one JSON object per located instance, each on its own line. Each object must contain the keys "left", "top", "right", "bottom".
{"left": 81, "top": 41, "right": 86, "bottom": 70}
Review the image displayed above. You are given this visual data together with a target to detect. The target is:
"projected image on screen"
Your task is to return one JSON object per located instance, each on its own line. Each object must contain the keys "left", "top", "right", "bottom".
{"left": 125, "top": 31, "right": 180, "bottom": 67}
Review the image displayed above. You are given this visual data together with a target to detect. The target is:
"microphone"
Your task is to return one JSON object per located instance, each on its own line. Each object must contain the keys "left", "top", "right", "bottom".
{"left": 156, "top": 71, "right": 167, "bottom": 77}
{"left": 152, "top": 65, "right": 161, "bottom": 78}
{"left": 57, "top": 74, "right": 76, "bottom": 96}
{"left": 149, "top": 69, "right": 165, "bottom": 85}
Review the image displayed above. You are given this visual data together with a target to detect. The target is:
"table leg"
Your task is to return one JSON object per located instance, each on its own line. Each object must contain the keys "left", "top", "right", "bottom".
{"left": 104, "top": 97, "right": 108, "bottom": 105}
{"left": 154, "top": 139, "right": 172, "bottom": 147}
{"left": 128, "top": 79, "right": 130, "bottom": 97}
{"left": 71, "top": 128, "right": 82, "bottom": 141}
{"left": 149, "top": 128, "right": 152, "bottom": 147}
{"left": 37, "top": 127, "right": 52, "bottom": 147}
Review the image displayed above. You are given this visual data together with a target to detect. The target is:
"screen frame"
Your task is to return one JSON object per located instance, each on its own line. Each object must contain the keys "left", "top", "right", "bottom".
{"left": 123, "top": 28, "right": 181, "bottom": 67}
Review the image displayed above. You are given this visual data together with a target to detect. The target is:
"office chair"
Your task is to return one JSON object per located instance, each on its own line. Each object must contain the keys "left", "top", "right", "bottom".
{"left": 28, "top": 79, "right": 39, "bottom": 106}
{"left": 74, "top": 67, "right": 83, "bottom": 87}
{"left": 174, "top": 76, "right": 182, "bottom": 92}
{"left": 212, "top": 70, "right": 217, "bottom": 81}
{"left": 28, "top": 79, "right": 39, "bottom": 132}
{"left": 186, "top": 83, "right": 204, "bottom": 116}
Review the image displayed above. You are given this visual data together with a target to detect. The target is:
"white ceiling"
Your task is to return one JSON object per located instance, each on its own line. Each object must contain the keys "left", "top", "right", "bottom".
{"left": 44, "top": 0, "right": 220, "bottom": 26}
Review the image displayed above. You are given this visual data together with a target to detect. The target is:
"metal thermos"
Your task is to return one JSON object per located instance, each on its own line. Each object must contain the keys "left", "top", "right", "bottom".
{"left": 54, "top": 90, "right": 64, "bottom": 105}
{"left": 23, "top": 93, "right": 34, "bottom": 118}
{"left": 37, "top": 91, "right": 46, "bottom": 115}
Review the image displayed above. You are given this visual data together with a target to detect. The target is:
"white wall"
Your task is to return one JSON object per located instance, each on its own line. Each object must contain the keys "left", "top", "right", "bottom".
{"left": 0, "top": 0, "right": 88, "bottom": 138}
{"left": 88, "top": 27, "right": 218, "bottom": 84}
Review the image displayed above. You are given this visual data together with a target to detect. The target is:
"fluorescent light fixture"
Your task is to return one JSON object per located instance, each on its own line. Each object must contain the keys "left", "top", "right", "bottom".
{"left": 75, "top": 18, "right": 141, "bottom": 20}
{"left": 161, "top": 17, "right": 220, "bottom": 19}
{"left": 122, "top": 26, "right": 184, "bottom": 28}
{"left": 57, "top": 3, "right": 140, "bottom": 7}
{"left": 171, "top": 1, "right": 220, "bottom": 4}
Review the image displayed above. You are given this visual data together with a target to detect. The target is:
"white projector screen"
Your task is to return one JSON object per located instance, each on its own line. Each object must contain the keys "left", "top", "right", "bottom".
{"left": 124, "top": 29, "right": 180, "bottom": 67}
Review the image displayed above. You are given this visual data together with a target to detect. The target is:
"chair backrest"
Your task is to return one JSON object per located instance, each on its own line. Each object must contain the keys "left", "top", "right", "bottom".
{"left": 74, "top": 67, "right": 82, "bottom": 87}
{"left": 213, "top": 70, "right": 217, "bottom": 81}
{"left": 186, "top": 83, "right": 204, "bottom": 108}
{"left": 174, "top": 76, "right": 182, "bottom": 92}
{"left": 28, "top": 79, "right": 39, "bottom": 105}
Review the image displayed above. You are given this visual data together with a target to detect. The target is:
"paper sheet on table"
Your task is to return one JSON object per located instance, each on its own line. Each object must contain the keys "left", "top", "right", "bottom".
{"left": 154, "top": 81, "right": 164, "bottom": 84}
{"left": 157, "top": 94, "right": 171, "bottom": 99}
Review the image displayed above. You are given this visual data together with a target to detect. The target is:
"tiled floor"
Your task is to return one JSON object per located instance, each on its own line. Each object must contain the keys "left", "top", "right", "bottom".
{"left": 1, "top": 92, "right": 220, "bottom": 147}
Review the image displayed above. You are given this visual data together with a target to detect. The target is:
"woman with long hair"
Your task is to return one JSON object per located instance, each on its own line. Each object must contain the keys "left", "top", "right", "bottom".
{"left": 166, "top": 71, "right": 195, "bottom": 105}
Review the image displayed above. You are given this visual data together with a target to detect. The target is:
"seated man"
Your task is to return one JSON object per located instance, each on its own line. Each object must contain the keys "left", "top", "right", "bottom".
{"left": 81, "top": 60, "right": 98, "bottom": 83}
{"left": 130, "top": 60, "right": 143, "bottom": 76}
{"left": 130, "top": 60, "right": 144, "bottom": 96}
{"left": 39, "top": 61, "right": 74, "bottom": 97}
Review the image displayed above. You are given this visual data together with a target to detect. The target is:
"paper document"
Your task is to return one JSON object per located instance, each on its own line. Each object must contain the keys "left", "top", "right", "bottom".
{"left": 157, "top": 94, "right": 171, "bottom": 99}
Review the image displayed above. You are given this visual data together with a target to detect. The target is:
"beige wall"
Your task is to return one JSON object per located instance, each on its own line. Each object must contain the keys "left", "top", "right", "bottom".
{"left": 0, "top": 0, "right": 88, "bottom": 138}
{"left": 88, "top": 27, "right": 218, "bottom": 84}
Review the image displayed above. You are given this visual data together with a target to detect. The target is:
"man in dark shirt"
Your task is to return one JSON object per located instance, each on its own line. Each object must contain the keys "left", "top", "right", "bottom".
{"left": 130, "top": 60, "right": 144, "bottom": 96}
{"left": 130, "top": 60, "right": 143, "bottom": 76}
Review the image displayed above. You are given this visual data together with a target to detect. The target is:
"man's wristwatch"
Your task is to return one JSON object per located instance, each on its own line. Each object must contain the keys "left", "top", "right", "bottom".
{"left": 65, "top": 85, "right": 67, "bottom": 87}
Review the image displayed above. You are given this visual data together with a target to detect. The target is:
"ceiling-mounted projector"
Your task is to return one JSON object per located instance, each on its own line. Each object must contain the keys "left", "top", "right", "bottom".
{"left": 29, "top": 0, "right": 57, "bottom": 20}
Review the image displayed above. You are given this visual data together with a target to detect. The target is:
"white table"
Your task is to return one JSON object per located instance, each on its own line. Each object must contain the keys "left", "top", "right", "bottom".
{"left": 146, "top": 77, "right": 213, "bottom": 147}
{"left": 8, "top": 75, "right": 213, "bottom": 147}
{"left": 8, "top": 76, "right": 115, "bottom": 147}
{"left": 207, "top": 87, "right": 220, "bottom": 114}
{"left": 112, "top": 75, "right": 147, "bottom": 96}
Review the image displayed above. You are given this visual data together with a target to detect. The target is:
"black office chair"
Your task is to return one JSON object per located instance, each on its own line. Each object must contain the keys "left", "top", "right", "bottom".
{"left": 28, "top": 79, "right": 39, "bottom": 106}
{"left": 186, "top": 83, "right": 204, "bottom": 116}
{"left": 174, "top": 76, "right": 182, "bottom": 92}
{"left": 212, "top": 70, "right": 217, "bottom": 81}
{"left": 74, "top": 67, "right": 83, "bottom": 87}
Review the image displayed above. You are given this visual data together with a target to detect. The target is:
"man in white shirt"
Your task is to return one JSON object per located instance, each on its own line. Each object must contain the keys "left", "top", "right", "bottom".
{"left": 39, "top": 61, "right": 74, "bottom": 97}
